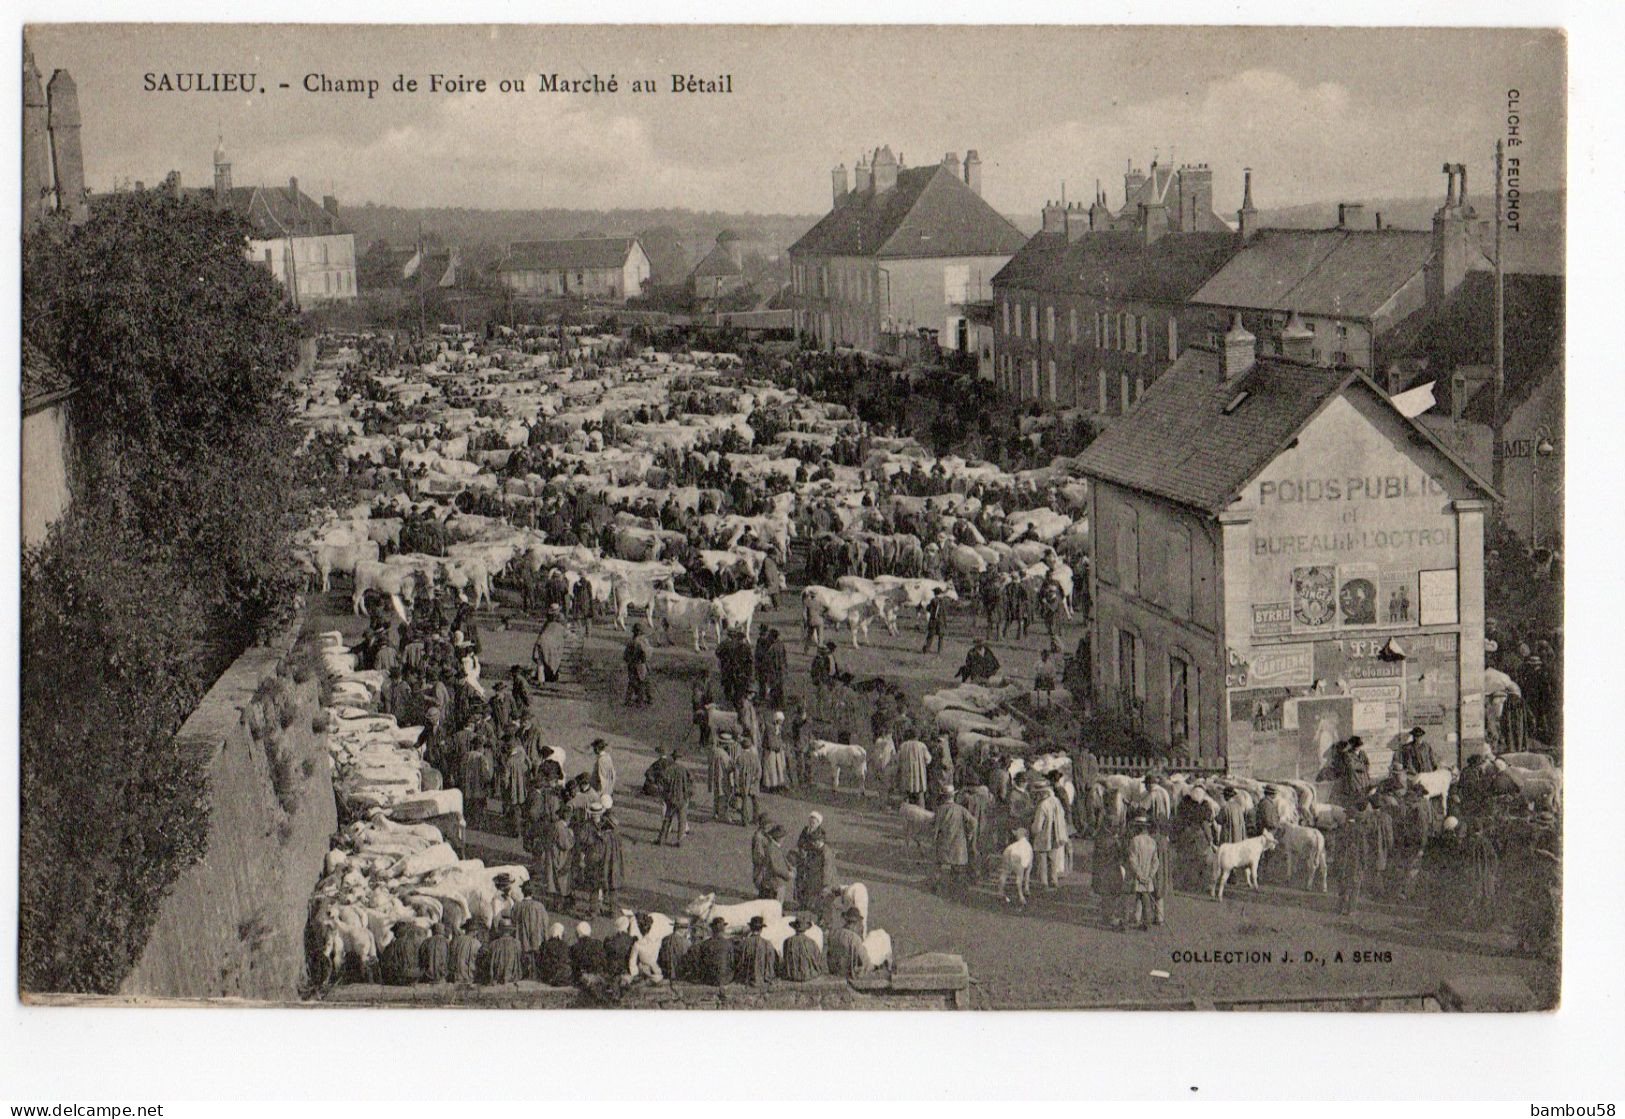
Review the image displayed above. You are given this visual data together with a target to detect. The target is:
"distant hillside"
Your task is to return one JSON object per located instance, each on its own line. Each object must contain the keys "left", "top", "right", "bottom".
{"left": 338, "top": 204, "right": 821, "bottom": 283}
{"left": 1257, "top": 188, "right": 1564, "bottom": 275}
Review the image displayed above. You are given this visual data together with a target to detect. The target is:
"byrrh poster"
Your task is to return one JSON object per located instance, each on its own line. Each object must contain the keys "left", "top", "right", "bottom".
{"left": 13, "top": 14, "right": 1594, "bottom": 1107}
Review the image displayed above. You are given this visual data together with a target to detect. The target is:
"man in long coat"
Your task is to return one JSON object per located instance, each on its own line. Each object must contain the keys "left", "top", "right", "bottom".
{"left": 791, "top": 833, "right": 836, "bottom": 915}
{"left": 533, "top": 604, "right": 568, "bottom": 683}
{"left": 1220, "top": 787, "right": 1249, "bottom": 846}
{"left": 1125, "top": 816, "right": 1161, "bottom": 930}
{"left": 825, "top": 908, "right": 871, "bottom": 978}
{"left": 482, "top": 919, "right": 522, "bottom": 985}
{"left": 511, "top": 883, "right": 550, "bottom": 974}
{"left": 732, "top": 743, "right": 762, "bottom": 827}
{"left": 897, "top": 737, "right": 931, "bottom": 806}
{"left": 1030, "top": 782, "right": 1071, "bottom": 889}
{"left": 964, "top": 783, "right": 997, "bottom": 871}
{"left": 932, "top": 790, "right": 978, "bottom": 895}
{"left": 780, "top": 917, "right": 827, "bottom": 981}
{"left": 734, "top": 915, "right": 779, "bottom": 987}
{"left": 692, "top": 917, "right": 735, "bottom": 987}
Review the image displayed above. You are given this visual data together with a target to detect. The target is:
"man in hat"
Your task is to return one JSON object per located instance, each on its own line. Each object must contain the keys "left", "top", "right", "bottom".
{"left": 760, "top": 823, "right": 792, "bottom": 903}
{"left": 1125, "top": 814, "right": 1161, "bottom": 930}
{"left": 657, "top": 746, "right": 692, "bottom": 847}
{"left": 1219, "top": 787, "right": 1248, "bottom": 846}
{"left": 792, "top": 828, "right": 837, "bottom": 915}
{"left": 567, "top": 920, "right": 606, "bottom": 984}
{"left": 810, "top": 641, "right": 838, "bottom": 716}
{"left": 781, "top": 916, "right": 827, "bottom": 982}
{"left": 1030, "top": 779, "right": 1071, "bottom": 890}
{"left": 476, "top": 916, "right": 517, "bottom": 984}
{"left": 420, "top": 921, "right": 452, "bottom": 983}
{"left": 922, "top": 587, "right": 949, "bottom": 655}
{"left": 535, "top": 922, "right": 573, "bottom": 986}
{"left": 511, "top": 880, "right": 550, "bottom": 976}
{"left": 533, "top": 603, "right": 568, "bottom": 684}
{"left": 657, "top": 916, "right": 693, "bottom": 983}
{"left": 732, "top": 738, "right": 762, "bottom": 827}
{"left": 825, "top": 907, "right": 871, "bottom": 979}
{"left": 381, "top": 920, "right": 427, "bottom": 986}
{"left": 956, "top": 637, "right": 1001, "bottom": 683}
{"left": 734, "top": 914, "right": 778, "bottom": 987}
{"left": 1256, "top": 785, "right": 1282, "bottom": 834}
{"left": 1397, "top": 727, "right": 1437, "bottom": 775}
{"left": 623, "top": 623, "right": 652, "bottom": 707}
{"left": 692, "top": 916, "right": 735, "bottom": 987}
{"left": 897, "top": 734, "right": 931, "bottom": 807}
{"left": 709, "top": 731, "right": 737, "bottom": 820}
{"left": 932, "top": 787, "right": 978, "bottom": 896}
{"left": 590, "top": 738, "right": 618, "bottom": 797}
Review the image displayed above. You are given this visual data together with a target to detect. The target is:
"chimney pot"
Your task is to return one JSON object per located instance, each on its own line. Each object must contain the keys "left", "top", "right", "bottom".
{"left": 1223, "top": 313, "right": 1257, "bottom": 379}
{"left": 1338, "top": 202, "right": 1366, "bottom": 230}
{"left": 963, "top": 149, "right": 981, "bottom": 196}
{"left": 289, "top": 176, "right": 299, "bottom": 196}
{"left": 1279, "top": 310, "right": 1315, "bottom": 363}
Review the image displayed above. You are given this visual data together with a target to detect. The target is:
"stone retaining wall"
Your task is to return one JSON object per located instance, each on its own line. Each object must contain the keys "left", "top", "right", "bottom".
{"left": 118, "top": 628, "right": 335, "bottom": 1001}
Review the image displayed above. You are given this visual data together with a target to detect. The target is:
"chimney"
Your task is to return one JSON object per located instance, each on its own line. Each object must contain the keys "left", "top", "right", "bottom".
{"left": 323, "top": 194, "right": 339, "bottom": 216}
{"left": 1139, "top": 201, "right": 1167, "bottom": 245}
{"left": 1065, "top": 203, "right": 1091, "bottom": 243}
{"left": 288, "top": 176, "right": 300, "bottom": 197}
{"left": 872, "top": 146, "right": 898, "bottom": 194}
{"left": 163, "top": 170, "right": 182, "bottom": 198}
{"left": 1375, "top": 212, "right": 1383, "bottom": 230}
{"left": 943, "top": 151, "right": 961, "bottom": 181}
{"left": 1175, "top": 163, "right": 1212, "bottom": 233}
{"left": 1337, "top": 202, "right": 1366, "bottom": 230}
{"left": 831, "top": 163, "right": 849, "bottom": 206}
{"left": 1427, "top": 162, "right": 1471, "bottom": 308}
{"left": 23, "top": 43, "right": 51, "bottom": 230}
{"left": 1237, "top": 167, "right": 1259, "bottom": 241}
{"left": 134, "top": 180, "right": 145, "bottom": 192}
{"left": 963, "top": 150, "right": 982, "bottom": 196}
{"left": 1041, "top": 199, "right": 1067, "bottom": 235}
{"left": 46, "top": 69, "right": 88, "bottom": 224}
{"left": 1223, "top": 313, "right": 1257, "bottom": 380}
{"left": 1279, "top": 310, "right": 1314, "bottom": 363}
{"left": 1124, "top": 161, "right": 1147, "bottom": 208}
{"left": 853, "top": 156, "right": 872, "bottom": 194}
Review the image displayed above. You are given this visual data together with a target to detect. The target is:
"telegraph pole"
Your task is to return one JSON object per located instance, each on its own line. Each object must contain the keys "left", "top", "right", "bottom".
{"left": 1493, "top": 139, "right": 1506, "bottom": 493}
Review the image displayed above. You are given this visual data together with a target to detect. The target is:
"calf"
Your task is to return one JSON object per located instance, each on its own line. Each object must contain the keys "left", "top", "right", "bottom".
{"left": 1208, "top": 832, "right": 1278, "bottom": 901}
{"left": 898, "top": 803, "right": 934, "bottom": 854}
{"left": 998, "top": 830, "right": 1034, "bottom": 906}
{"left": 810, "top": 739, "right": 868, "bottom": 791}
{"left": 1272, "top": 823, "right": 1329, "bottom": 892}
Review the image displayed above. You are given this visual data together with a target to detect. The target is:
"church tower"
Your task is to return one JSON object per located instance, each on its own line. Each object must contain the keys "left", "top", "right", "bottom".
{"left": 213, "top": 137, "right": 232, "bottom": 199}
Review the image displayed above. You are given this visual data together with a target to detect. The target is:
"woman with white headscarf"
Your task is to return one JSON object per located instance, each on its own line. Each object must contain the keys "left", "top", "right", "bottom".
{"left": 761, "top": 710, "right": 789, "bottom": 792}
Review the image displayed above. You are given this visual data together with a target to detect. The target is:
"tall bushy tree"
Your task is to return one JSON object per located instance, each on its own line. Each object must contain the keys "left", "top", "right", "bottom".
{"left": 21, "top": 191, "right": 308, "bottom": 991}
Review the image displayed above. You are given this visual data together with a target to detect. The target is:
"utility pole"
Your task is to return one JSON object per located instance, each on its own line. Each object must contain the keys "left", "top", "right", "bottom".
{"left": 1493, "top": 139, "right": 1506, "bottom": 494}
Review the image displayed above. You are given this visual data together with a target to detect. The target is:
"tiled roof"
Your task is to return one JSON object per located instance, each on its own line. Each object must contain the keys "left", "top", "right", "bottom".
{"left": 219, "top": 185, "right": 349, "bottom": 239}
{"left": 995, "top": 230, "right": 1240, "bottom": 304}
{"left": 789, "top": 164, "right": 1027, "bottom": 260}
{"left": 1074, "top": 347, "right": 1497, "bottom": 511}
{"left": 690, "top": 242, "right": 743, "bottom": 278}
{"left": 501, "top": 237, "right": 640, "bottom": 273}
{"left": 22, "top": 339, "right": 75, "bottom": 413}
{"left": 1383, "top": 271, "right": 1564, "bottom": 423}
{"left": 1190, "top": 228, "right": 1433, "bottom": 319}
{"left": 989, "top": 230, "right": 1070, "bottom": 289}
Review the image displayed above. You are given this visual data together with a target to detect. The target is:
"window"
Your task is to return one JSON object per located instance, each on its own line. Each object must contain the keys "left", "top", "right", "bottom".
{"left": 1029, "top": 358, "right": 1039, "bottom": 400}
{"left": 1097, "top": 369, "right": 1107, "bottom": 413}
{"left": 1169, "top": 653, "right": 1197, "bottom": 753}
{"left": 1029, "top": 303, "right": 1038, "bottom": 339}
{"left": 1120, "top": 373, "right": 1131, "bottom": 416}
{"left": 1139, "top": 316, "right": 1149, "bottom": 355}
{"left": 322, "top": 243, "right": 330, "bottom": 265}
{"left": 1047, "top": 359, "right": 1058, "bottom": 402}
{"left": 1134, "top": 375, "right": 1144, "bottom": 403}
{"left": 1045, "top": 305, "right": 1056, "bottom": 342}
{"left": 1167, "top": 317, "right": 1179, "bottom": 359}
{"left": 1069, "top": 308, "right": 1078, "bottom": 344}
{"left": 1002, "top": 300, "right": 1010, "bottom": 334}
{"left": 1115, "top": 503, "right": 1139, "bottom": 594}
{"left": 1013, "top": 302, "right": 1022, "bottom": 338}
{"left": 1117, "top": 628, "right": 1144, "bottom": 717}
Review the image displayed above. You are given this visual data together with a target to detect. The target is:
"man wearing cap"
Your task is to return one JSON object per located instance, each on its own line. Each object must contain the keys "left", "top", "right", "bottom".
{"left": 922, "top": 587, "right": 949, "bottom": 655}
{"left": 692, "top": 916, "right": 735, "bottom": 987}
{"left": 450, "top": 918, "right": 483, "bottom": 985}
{"left": 420, "top": 922, "right": 452, "bottom": 983}
{"left": 657, "top": 746, "right": 692, "bottom": 846}
{"left": 734, "top": 914, "right": 778, "bottom": 987}
{"left": 483, "top": 918, "right": 522, "bottom": 985}
{"left": 781, "top": 916, "right": 827, "bottom": 982}
{"left": 1256, "top": 785, "right": 1282, "bottom": 834}
{"left": 1219, "top": 787, "right": 1248, "bottom": 846}
{"left": 826, "top": 907, "right": 871, "bottom": 979}
{"left": 512, "top": 880, "right": 550, "bottom": 976}
{"left": 657, "top": 916, "right": 693, "bottom": 983}
{"left": 381, "top": 920, "right": 427, "bottom": 986}
{"left": 602, "top": 914, "right": 638, "bottom": 981}
{"left": 535, "top": 922, "right": 572, "bottom": 986}
{"left": 1396, "top": 727, "right": 1437, "bottom": 775}
{"left": 760, "top": 823, "right": 792, "bottom": 903}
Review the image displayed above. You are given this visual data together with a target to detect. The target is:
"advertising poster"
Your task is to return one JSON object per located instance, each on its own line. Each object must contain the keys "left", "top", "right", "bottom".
{"left": 1290, "top": 565, "right": 1338, "bottom": 633}
{"left": 1295, "top": 696, "right": 1355, "bottom": 777}
{"left": 1245, "top": 643, "right": 1315, "bottom": 688}
{"left": 1337, "top": 563, "right": 1380, "bottom": 627}
{"left": 1379, "top": 567, "right": 1418, "bottom": 626}
{"left": 1230, "top": 688, "right": 1290, "bottom": 733}
{"left": 1419, "top": 568, "right": 1460, "bottom": 626}
{"left": 1252, "top": 601, "right": 1292, "bottom": 638}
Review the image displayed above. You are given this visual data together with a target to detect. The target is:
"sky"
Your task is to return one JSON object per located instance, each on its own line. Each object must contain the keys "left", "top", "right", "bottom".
{"left": 27, "top": 24, "right": 1567, "bottom": 218}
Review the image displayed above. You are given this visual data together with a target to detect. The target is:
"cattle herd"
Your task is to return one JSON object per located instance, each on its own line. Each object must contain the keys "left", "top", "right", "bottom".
{"left": 292, "top": 325, "right": 1562, "bottom": 992}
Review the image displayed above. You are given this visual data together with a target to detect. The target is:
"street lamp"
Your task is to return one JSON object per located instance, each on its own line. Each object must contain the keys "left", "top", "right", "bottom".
{"left": 1531, "top": 426, "right": 1556, "bottom": 548}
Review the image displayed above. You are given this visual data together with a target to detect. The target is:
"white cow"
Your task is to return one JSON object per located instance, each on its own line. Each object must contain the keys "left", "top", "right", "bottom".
{"left": 802, "top": 586, "right": 897, "bottom": 649}
{"left": 810, "top": 739, "right": 868, "bottom": 790}
{"left": 1272, "top": 823, "right": 1328, "bottom": 892}
{"left": 682, "top": 893, "right": 783, "bottom": 933}
{"left": 711, "top": 588, "right": 770, "bottom": 642}
{"left": 1208, "top": 833, "right": 1277, "bottom": 900}
{"left": 656, "top": 590, "right": 715, "bottom": 650}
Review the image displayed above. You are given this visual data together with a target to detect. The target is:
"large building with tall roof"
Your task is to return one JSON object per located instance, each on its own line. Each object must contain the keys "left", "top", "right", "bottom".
{"left": 787, "top": 147, "right": 1027, "bottom": 355}
{"left": 1073, "top": 319, "right": 1497, "bottom": 779}
{"left": 497, "top": 236, "right": 652, "bottom": 302}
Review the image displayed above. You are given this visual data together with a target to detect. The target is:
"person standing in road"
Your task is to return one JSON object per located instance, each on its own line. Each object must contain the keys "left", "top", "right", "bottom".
{"left": 1030, "top": 780, "right": 1070, "bottom": 891}
{"left": 922, "top": 588, "right": 949, "bottom": 654}
{"left": 732, "top": 739, "right": 762, "bottom": 827}
{"left": 623, "top": 623, "right": 652, "bottom": 707}
{"left": 932, "top": 788, "right": 978, "bottom": 896}
{"left": 591, "top": 737, "right": 617, "bottom": 797}
{"left": 657, "top": 746, "right": 691, "bottom": 847}
{"left": 1125, "top": 814, "right": 1161, "bottom": 931}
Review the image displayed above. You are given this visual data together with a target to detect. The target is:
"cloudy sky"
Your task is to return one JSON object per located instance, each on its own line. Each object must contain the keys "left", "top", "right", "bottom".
{"left": 29, "top": 24, "right": 1565, "bottom": 217}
